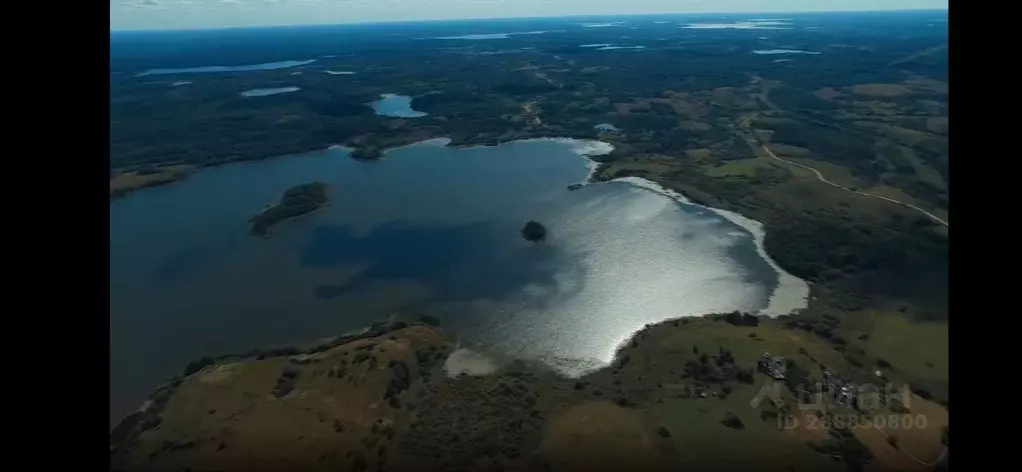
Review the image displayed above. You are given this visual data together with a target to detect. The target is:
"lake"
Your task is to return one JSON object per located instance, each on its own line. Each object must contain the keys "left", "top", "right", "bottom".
{"left": 135, "top": 59, "right": 317, "bottom": 76}
{"left": 752, "top": 49, "right": 821, "bottom": 55}
{"left": 109, "top": 138, "right": 807, "bottom": 426}
{"left": 683, "top": 21, "right": 792, "bottom": 30}
{"left": 371, "top": 94, "right": 428, "bottom": 118}
{"left": 241, "top": 87, "right": 301, "bottom": 97}
{"left": 594, "top": 45, "right": 645, "bottom": 51}
{"left": 432, "top": 31, "right": 549, "bottom": 40}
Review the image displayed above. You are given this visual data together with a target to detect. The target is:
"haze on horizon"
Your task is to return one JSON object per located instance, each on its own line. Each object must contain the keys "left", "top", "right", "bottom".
{"left": 110, "top": 0, "right": 948, "bottom": 31}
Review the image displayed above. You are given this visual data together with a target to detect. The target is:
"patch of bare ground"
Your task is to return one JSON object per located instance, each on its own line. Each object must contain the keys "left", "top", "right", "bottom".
{"left": 110, "top": 165, "right": 194, "bottom": 197}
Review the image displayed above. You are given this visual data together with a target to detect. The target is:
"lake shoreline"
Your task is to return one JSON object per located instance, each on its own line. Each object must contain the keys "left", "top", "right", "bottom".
{"left": 111, "top": 135, "right": 811, "bottom": 407}
{"left": 576, "top": 154, "right": 809, "bottom": 317}
{"left": 355, "top": 136, "right": 810, "bottom": 371}
{"left": 112, "top": 133, "right": 809, "bottom": 318}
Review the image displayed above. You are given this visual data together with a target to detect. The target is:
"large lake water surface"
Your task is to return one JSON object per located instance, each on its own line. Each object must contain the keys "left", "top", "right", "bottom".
{"left": 109, "top": 138, "right": 807, "bottom": 425}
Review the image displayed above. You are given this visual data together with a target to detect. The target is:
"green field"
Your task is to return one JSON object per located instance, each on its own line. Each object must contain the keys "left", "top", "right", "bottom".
{"left": 651, "top": 383, "right": 842, "bottom": 472}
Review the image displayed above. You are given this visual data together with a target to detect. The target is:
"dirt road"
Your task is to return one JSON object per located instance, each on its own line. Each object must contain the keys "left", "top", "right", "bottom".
{"left": 752, "top": 140, "right": 949, "bottom": 227}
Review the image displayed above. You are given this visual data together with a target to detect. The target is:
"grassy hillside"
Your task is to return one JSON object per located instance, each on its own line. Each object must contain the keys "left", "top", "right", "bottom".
{"left": 111, "top": 316, "right": 948, "bottom": 472}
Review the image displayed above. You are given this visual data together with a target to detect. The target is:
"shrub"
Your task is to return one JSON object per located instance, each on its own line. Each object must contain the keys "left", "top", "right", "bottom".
{"left": 657, "top": 426, "right": 671, "bottom": 438}
{"left": 183, "top": 357, "right": 215, "bottom": 376}
{"left": 721, "top": 412, "right": 745, "bottom": 430}
{"left": 353, "top": 352, "right": 371, "bottom": 364}
{"left": 912, "top": 385, "right": 934, "bottom": 400}
{"left": 351, "top": 451, "right": 367, "bottom": 472}
{"left": 419, "top": 316, "right": 441, "bottom": 327}
{"left": 737, "top": 369, "right": 754, "bottom": 384}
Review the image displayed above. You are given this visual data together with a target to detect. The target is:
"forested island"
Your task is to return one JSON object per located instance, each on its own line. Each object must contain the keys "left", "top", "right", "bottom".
{"left": 521, "top": 220, "right": 548, "bottom": 242}
{"left": 250, "top": 182, "right": 330, "bottom": 236}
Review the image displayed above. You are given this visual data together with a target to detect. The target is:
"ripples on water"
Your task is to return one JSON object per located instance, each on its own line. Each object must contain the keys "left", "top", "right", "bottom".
{"left": 467, "top": 181, "right": 778, "bottom": 376}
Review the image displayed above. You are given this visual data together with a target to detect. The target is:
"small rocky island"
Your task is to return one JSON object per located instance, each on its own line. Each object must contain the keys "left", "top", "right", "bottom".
{"left": 520, "top": 220, "right": 548, "bottom": 242}
{"left": 250, "top": 182, "right": 330, "bottom": 236}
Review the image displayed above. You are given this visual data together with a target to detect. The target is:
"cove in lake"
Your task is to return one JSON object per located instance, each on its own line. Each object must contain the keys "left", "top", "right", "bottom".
{"left": 240, "top": 87, "right": 301, "bottom": 97}
{"left": 371, "top": 93, "right": 428, "bottom": 118}
{"left": 136, "top": 59, "right": 316, "bottom": 77}
{"left": 109, "top": 137, "right": 807, "bottom": 426}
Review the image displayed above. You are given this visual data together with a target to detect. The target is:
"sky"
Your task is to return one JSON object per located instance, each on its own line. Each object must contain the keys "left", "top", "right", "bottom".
{"left": 110, "top": 0, "right": 949, "bottom": 31}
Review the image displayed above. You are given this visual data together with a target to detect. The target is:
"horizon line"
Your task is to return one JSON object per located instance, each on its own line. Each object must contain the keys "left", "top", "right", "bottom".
{"left": 110, "top": 8, "right": 948, "bottom": 33}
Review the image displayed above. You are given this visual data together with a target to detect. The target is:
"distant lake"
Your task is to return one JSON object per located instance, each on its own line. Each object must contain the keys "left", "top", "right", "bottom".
{"left": 752, "top": 49, "right": 821, "bottom": 55}
{"left": 683, "top": 21, "right": 792, "bottom": 30}
{"left": 580, "top": 43, "right": 645, "bottom": 51}
{"left": 240, "top": 87, "right": 301, "bottom": 97}
{"left": 595, "top": 123, "right": 621, "bottom": 132}
{"left": 371, "top": 93, "right": 428, "bottom": 118}
{"left": 110, "top": 138, "right": 807, "bottom": 427}
{"left": 595, "top": 45, "right": 645, "bottom": 51}
{"left": 432, "top": 31, "right": 548, "bottom": 40}
{"left": 324, "top": 70, "right": 356, "bottom": 75}
{"left": 135, "top": 59, "right": 316, "bottom": 77}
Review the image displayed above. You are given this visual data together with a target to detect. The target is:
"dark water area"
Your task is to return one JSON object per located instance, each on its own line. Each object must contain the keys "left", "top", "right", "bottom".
{"left": 110, "top": 138, "right": 794, "bottom": 427}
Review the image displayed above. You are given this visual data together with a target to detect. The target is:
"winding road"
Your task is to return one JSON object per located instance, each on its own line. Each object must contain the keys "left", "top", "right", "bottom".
{"left": 869, "top": 423, "right": 948, "bottom": 468}
{"left": 750, "top": 139, "right": 949, "bottom": 227}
